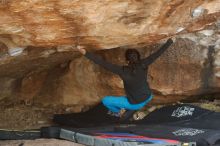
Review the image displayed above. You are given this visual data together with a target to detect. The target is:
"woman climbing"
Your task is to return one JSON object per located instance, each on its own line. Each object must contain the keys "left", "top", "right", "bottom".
{"left": 77, "top": 38, "right": 174, "bottom": 119}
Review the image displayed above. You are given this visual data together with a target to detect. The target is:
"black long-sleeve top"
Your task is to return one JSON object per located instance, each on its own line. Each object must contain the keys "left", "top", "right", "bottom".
{"left": 85, "top": 39, "right": 173, "bottom": 104}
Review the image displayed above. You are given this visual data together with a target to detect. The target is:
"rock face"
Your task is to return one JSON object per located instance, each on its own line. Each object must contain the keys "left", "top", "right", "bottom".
{"left": 56, "top": 38, "right": 218, "bottom": 105}
{"left": 0, "top": 0, "right": 220, "bottom": 107}
{"left": 16, "top": 38, "right": 220, "bottom": 106}
{"left": 0, "top": 77, "right": 16, "bottom": 100}
{"left": 0, "top": 0, "right": 219, "bottom": 49}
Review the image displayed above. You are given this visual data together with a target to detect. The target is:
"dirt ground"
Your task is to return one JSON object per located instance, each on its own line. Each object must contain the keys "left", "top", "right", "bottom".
{"left": 0, "top": 99, "right": 89, "bottom": 130}
{"left": 0, "top": 139, "right": 84, "bottom": 146}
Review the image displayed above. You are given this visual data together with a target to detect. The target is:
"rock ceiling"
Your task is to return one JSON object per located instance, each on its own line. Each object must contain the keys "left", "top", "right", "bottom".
{"left": 0, "top": 0, "right": 219, "bottom": 51}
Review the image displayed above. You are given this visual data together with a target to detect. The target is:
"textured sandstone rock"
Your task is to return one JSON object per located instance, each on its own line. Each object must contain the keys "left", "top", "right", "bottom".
{"left": 0, "top": 77, "right": 16, "bottom": 100}
{"left": 149, "top": 39, "right": 206, "bottom": 95}
{"left": 58, "top": 50, "right": 125, "bottom": 105}
{"left": 0, "top": 0, "right": 219, "bottom": 49}
{"left": 56, "top": 38, "right": 210, "bottom": 105}
{"left": 20, "top": 71, "right": 48, "bottom": 105}
{"left": 0, "top": 0, "right": 220, "bottom": 106}
{"left": 15, "top": 37, "right": 220, "bottom": 106}
{"left": 212, "top": 45, "right": 220, "bottom": 88}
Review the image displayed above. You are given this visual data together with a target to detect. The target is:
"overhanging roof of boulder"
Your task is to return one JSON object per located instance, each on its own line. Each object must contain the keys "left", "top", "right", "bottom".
{"left": 0, "top": 0, "right": 219, "bottom": 50}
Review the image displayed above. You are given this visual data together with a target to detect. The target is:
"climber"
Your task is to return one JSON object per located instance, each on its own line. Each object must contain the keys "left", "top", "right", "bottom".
{"left": 76, "top": 38, "right": 174, "bottom": 119}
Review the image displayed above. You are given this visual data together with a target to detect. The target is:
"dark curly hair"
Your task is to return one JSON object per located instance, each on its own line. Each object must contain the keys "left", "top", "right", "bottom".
{"left": 125, "top": 49, "right": 141, "bottom": 73}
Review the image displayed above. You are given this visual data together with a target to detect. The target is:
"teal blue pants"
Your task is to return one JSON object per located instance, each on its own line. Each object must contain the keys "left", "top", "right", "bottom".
{"left": 102, "top": 95, "right": 153, "bottom": 113}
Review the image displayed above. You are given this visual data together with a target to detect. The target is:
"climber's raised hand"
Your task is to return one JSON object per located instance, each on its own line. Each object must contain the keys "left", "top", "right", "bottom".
{"left": 76, "top": 45, "right": 86, "bottom": 55}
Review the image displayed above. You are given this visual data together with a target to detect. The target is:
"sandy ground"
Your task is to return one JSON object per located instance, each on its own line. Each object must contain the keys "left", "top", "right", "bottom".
{"left": 0, "top": 139, "right": 84, "bottom": 146}
{"left": 0, "top": 99, "right": 86, "bottom": 130}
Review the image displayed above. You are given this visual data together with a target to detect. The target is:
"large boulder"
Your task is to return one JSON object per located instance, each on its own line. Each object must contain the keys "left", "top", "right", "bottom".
{"left": 0, "top": 77, "right": 16, "bottom": 101}
{"left": 56, "top": 38, "right": 214, "bottom": 105}
{"left": 0, "top": 0, "right": 220, "bottom": 106}
{"left": 0, "top": 0, "right": 219, "bottom": 49}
